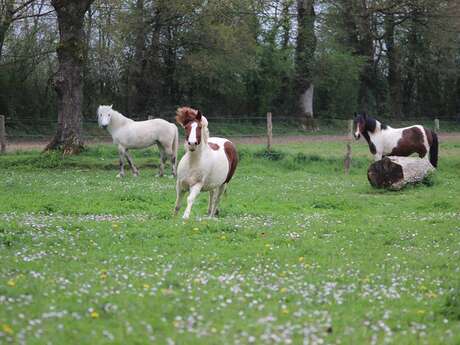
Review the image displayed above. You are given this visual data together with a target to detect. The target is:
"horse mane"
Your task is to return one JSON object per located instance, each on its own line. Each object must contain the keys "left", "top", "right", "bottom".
{"left": 365, "top": 117, "right": 377, "bottom": 133}
{"left": 176, "top": 107, "right": 199, "bottom": 127}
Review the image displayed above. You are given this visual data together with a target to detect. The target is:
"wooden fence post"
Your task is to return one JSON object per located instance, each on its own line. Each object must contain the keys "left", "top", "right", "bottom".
{"left": 347, "top": 119, "right": 354, "bottom": 140}
{"left": 0, "top": 115, "right": 5, "bottom": 154}
{"left": 434, "top": 118, "right": 440, "bottom": 133}
{"left": 344, "top": 119, "right": 353, "bottom": 174}
{"left": 266, "top": 112, "right": 272, "bottom": 151}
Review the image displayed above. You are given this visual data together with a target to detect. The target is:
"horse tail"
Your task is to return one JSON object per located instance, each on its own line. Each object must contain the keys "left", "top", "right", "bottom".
{"left": 429, "top": 129, "right": 438, "bottom": 168}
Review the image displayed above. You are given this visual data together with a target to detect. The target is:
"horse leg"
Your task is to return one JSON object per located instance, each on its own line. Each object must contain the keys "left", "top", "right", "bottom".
{"left": 210, "top": 184, "right": 226, "bottom": 218}
{"left": 157, "top": 143, "right": 166, "bottom": 177}
{"left": 161, "top": 142, "right": 176, "bottom": 177}
{"left": 171, "top": 155, "right": 177, "bottom": 177}
{"left": 174, "top": 181, "right": 186, "bottom": 216}
{"left": 125, "top": 149, "right": 139, "bottom": 176}
{"left": 117, "top": 146, "right": 126, "bottom": 178}
{"left": 207, "top": 190, "right": 215, "bottom": 216}
{"left": 183, "top": 183, "right": 203, "bottom": 220}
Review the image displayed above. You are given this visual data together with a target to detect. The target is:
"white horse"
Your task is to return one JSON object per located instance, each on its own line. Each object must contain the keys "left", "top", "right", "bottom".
{"left": 97, "top": 105, "right": 179, "bottom": 177}
{"left": 174, "top": 107, "right": 238, "bottom": 220}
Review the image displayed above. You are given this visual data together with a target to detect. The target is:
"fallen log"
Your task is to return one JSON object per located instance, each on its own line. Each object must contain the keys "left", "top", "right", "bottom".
{"left": 367, "top": 156, "right": 435, "bottom": 190}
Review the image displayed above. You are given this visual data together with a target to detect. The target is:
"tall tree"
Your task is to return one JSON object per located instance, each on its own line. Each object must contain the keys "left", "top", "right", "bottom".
{"left": 384, "top": 12, "right": 402, "bottom": 118}
{"left": 294, "top": 0, "right": 316, "bottom": 129}
{"left": 0, "top": 1, "right": 46, "bottom": 60}
{"left": 127, "top": 0, "right": 147, "bottom": 115}
{"left": 340, "top": 0, "right": 376, "bottom": 112}
{"left": 45, "top": 0, "right": 94, "bottom": 154}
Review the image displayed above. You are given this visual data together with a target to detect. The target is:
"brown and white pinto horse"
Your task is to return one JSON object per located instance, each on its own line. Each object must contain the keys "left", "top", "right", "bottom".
{"left": 354, "top": 112, "right": 438, "bottom": 167}
{"left": 174, "top": 107, "right": 238, "bottom": 219}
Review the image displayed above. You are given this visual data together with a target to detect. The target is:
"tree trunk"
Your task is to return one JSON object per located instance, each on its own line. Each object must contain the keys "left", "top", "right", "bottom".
{"left": 146, "top": 5, "right": 161, "bottom": 110}
{"left": 129, "top": 0, "right": 147, "bottom": 115}
{"left": 367, "top": 156, "right": 435, "bottom": 190}
{"left": 295, "top": 0, "right": 317, "bottom": 130}
{"left": 356, "top": 4, "right": 374, "bottom": 113}
{"left": 276, "top": 0, "right": 293, "bottom": 113}
{"left": 384, "top": 14, "right": 403, "bottom": 118}
{"left": 0, "top": 0, "right": 14, "bottom": 61}
{"left": 340, "top": 0, "right": 375, "bottom": 113}
{"left": 45, "top": 0, "right": 94, "bottom": 155}
{"left": 402, "top": 19, "right": 417, "bottom": 117}
{"left": 0, "top": 24, "right": 6, "bottom": 60}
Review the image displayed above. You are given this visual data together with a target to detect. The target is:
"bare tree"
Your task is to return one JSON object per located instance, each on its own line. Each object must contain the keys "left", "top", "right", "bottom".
{"left": 45, "top": 0, "right": 94, "bottom": 154}
{"left": 128, "top": 0, "right": 147, "bottom": 115}
{"left": 295, "top": 0, "right": 316, "bottom": 130}
{"left": 384, "top": 12, "right": 402, "bottom": 118}
{"left": 0, "top": 0, "right": 52, "bottom": 60}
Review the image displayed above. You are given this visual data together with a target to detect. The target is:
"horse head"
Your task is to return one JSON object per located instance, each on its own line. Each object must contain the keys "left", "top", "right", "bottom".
{"left": 97, "top": 105, "right": 114, "bottom": 129}
{"left": 176, "top": 107, "right": 208, "bottom": 152}
{"left": 353, "top": 112, "right": 368, "bottom": 140}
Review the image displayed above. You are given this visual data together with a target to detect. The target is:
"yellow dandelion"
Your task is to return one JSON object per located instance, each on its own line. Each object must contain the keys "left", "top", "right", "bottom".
{"left": 220, "top": 235, "right": 226, "bottom": 240}
{"left": 280, "top": 287, "right": 288, "bottom": 293}
{"left": 143, "top": 283, "right": 150, "bottom": 289}
{"left": 416, "top": 310, "right": 426, "bottom": 315}
{"left": 7, "top": 279, "right": 15, "bottom": 287}
{"left": 173, "top": 320, "right": 180, "bottom": 328}
{"left": 112, "top": 223, "right": 119, "bottom": 229}
{"left": 2, "top": 324, "right": 13, "bottom": 335}
{"left": 90, "top": 311, "right": 99, "bottom": 319}
{"left": 281, "top": 307, "right": 289, "bottom": 315}
{"left": 298, "top": 256, "right": 304, "bottom": 263}
{"left": 211, "top": 327, "right": 217, "bottom": 333}
{"left": 193, "top": 227, "right": 199, "bottom": 232}
{"left": 100, "top": 272, "right": 108, "bottom": 280}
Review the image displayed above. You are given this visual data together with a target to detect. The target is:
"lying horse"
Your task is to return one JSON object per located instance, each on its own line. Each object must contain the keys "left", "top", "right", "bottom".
{"left": 354, "top": 112, "right": 438, "bottom": 167}
{"left": 174, "top": 107, "right": 238, "bottom": 219}
{"left": 97, "top": 105, "right": 179, "bottom": 177}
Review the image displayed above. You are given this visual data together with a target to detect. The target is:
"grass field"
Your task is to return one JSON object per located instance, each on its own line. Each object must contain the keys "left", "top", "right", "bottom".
{"left": 1, "top": 139, "right": 460, "bottom": 344}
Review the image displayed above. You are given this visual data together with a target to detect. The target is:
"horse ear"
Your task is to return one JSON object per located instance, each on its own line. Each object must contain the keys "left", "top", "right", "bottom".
{"left": 110, "top": 104, "right": 113, "bottom": 108}
{"left": 196, "top": 109, "right": 202, "bottom": 121}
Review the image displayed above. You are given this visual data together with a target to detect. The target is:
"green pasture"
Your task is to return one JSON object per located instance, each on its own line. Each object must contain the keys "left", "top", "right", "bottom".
{"left": 0, "top": 139, "right": 459, "bottom": 344}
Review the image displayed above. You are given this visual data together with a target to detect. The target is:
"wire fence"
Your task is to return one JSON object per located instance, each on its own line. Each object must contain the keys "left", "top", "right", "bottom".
{"left": 2, "top": 115, "right": 460, "bottom": 143}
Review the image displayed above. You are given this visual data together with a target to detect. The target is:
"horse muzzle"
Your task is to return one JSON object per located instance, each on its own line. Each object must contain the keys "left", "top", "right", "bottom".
{"left": 353, "top": 133, "right": 361, "bottom": 140}
{"left": 187, "top": 142, "right": 197, "bottom": 151}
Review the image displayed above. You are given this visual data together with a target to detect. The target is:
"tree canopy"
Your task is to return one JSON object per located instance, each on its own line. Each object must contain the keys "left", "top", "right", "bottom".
{"left": 1, "top": 0, "right": 459, "bottom": 121}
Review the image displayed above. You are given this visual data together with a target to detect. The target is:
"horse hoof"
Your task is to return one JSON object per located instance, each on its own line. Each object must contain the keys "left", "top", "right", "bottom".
{"left": 133, "top": 173, "right": 139, "bottom": 177}
{"left": 116, "top": 173, "right": 124, "bottom": 178}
